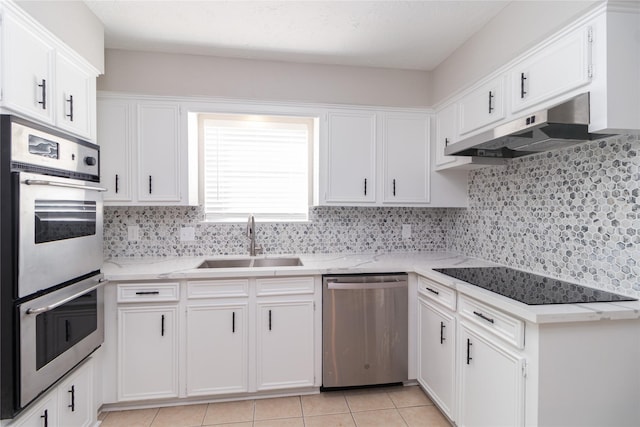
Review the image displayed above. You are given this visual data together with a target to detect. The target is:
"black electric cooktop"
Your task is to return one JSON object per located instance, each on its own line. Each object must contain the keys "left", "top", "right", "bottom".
{"left": 433, "top": 267, "right": 637, "bottom": 305}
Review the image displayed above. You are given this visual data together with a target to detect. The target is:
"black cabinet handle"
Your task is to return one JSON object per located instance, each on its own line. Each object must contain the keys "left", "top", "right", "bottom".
{"left": 66, "top": 95, "right": 74, "bottom": 121}
{"left": 65, "top": 319, "right": 71, "bottom": 342}
{"left": 392, "top": 179, "right": 396, "bottom": 196}
{"left": 38, "top": 79, "right": 46, "bottom": 109}
{"left": 364, "top": 178, "right": 367, "bottom": 196}
{"left": 520, "top": 73, "right": 527, "bottom": 99}
{"left": 41, "top": 409, "right": 48, "bottom": 427}
{"left": 148, "top": 175, "right": 152, "bottom": 194}
{"left": 425, "top": 287, "right": 439, "bottom": 295}
{"left": 268, "top": 310, "right": 272, "bottom": 331}
{"left": 161, "top": 314, "right": 165, "bottom": 336}
{"left": 115, "top": 174, "right": 119, "bottom": 194}
{"left": 440, "top": 321, "right": 445, "bottom": 344}
{"left": 68, "top": 385, "right": 75, "bottom": 412}
{"left": 466, "top": 339, "right": 472, "bottom": 364}
{"left": 445, "top": 137, "right": 449, "bottom": 146}
{"left": 488, "top": 91, "right": 494, "bottom": 113}
{"left": 135, "top": 291, "right": 160, "bottom": 295}
{"left": 473, "top": 310, "right": 495, "bottom": 324}
{"left": 232, "top": 311, "right": 235, "bottom": 333}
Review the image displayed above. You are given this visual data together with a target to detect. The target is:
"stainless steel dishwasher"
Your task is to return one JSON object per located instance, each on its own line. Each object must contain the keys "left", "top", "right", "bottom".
{"left": 322, "top": 273, "right": 408, "bottom": 388}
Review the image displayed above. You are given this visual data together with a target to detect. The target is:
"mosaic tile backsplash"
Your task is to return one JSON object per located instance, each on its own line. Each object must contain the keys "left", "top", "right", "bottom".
{"left": 103, "top": 206, "right": 449, "bottom": 257}
{"left": 103, "top": 134, "right": 640, "bottom": 298}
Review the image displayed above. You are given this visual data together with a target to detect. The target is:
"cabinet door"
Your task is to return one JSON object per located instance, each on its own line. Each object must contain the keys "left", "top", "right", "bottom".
{"left": 136, "top": 103, "right": 181, "bottom": 203}
{"left": 55, "top": 52, "right": 95, "bottom": 139}
{"left": 325, "top": 111, "right": 376, "bottom": 203}
{"left": 418, "top": 298, "right": 455, "bottom": 420}
{"left": 58, "top": 359, "right": 94, "bottom": 427}
{"left": 458, "top": 323, "right": 525, "bottom": 427}
{"left": 435, "top": 103, "right": 458, "bottom": 167}
{"left": 186, "top": 303, "right": 248, "bottom": 396}
{"left": 2, "top": 12, "right": 54, "bottom": 123}
{"left": 118, "top": 306, "right": 178, "bottom": 400}
{"left": 511, "top": 26, "right": 591, "bottom": 113}
{"left": 97, "top": 100, "right": 134, "bottom": 202}
{"left": 256, "top": 300, "right": 315, "bottom": 390}
{"left": 382, "top": 113, "right": 430, "bottom": 204}
{"left": 10, "top": 392, "right": 57, "bottom": 427}
{"left": 458, "top": 76, "right": 506, "bottom": 136}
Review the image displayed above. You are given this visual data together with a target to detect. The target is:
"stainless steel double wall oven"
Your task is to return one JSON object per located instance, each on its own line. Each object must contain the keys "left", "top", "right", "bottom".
{"left": 0, "top": 115, "right": 106, "bottom": 419}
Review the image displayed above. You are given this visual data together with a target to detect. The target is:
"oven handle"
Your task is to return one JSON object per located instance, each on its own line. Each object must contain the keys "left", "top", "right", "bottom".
{"left": 24, "top": 179, "right": 108, "bottom": 192}
{"left": 26, "top": 279, "right": 108, "bottom": 315}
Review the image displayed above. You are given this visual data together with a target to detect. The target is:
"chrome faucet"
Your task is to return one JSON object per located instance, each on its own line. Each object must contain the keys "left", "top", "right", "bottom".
{"left": 246, "top": 214, "right": 263, "bottom": 256}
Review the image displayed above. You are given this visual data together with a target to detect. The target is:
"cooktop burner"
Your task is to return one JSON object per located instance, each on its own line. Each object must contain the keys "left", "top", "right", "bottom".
{"left": 432, "top": 267, "right": 637, "bottom": 305}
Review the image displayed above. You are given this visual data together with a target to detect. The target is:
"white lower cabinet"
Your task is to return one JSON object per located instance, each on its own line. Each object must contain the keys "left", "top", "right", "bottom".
{"left": 118, "top": 306, "right": 179, "bottom": 400}
{"left": 186, "top": 302, "right": 249, "bottom": 396}
{"left": 417, "top": 297, "right": 455, "bottom": 420}
{"left": 9, "top": 393, "right": 58, "bottom": 427}
{"left": 458, "top": 322, "right": 525, "bottom": 427}
{"left": 9, "top": 358, "right": 95, "bottom": 427}
{"left": 256, "top": 300, "right": 315, "bottom": 390}
{"left": 106, "top": 276, "right": 319, "bottom": 405}
{"left": 57, "top": 358, "right": 95, "bottom": 427}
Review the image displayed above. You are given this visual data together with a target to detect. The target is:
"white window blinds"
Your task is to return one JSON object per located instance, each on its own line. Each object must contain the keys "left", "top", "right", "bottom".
{"left": 202, "top": 116, "right": 311, "bottom": 222}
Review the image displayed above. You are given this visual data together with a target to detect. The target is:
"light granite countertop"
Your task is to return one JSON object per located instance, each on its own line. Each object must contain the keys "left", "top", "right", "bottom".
{"left": 103, "top": 251, "right": 640, "bottom": 324}
{"left": 102, "top": 251, "right": 492, "bottom": 281}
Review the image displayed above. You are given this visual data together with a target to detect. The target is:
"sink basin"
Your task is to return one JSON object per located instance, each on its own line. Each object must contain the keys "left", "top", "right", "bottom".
{"left": 197, "top": 257, "right": 303, "bottom": 269}
{"left": 252, "top": 257, "right": 303, "bottom": 267}
{"left": 198, "top": 259, "right": 252, "bottom": 268}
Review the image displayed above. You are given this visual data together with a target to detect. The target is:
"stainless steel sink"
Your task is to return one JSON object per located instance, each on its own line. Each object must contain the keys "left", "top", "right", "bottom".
{"left": 198, "top": 259, "right": 253, "bottom": 268}
{"left": 252, "top": 257, "right": 303, "bottom": 267}
{"left": 197, "top": 257, "right": 303, "bottom": 269}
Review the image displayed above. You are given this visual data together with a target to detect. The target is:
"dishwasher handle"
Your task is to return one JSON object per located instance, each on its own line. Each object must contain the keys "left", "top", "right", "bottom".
{"left": 327, "top": 281, "right": 407, "bottom": 290}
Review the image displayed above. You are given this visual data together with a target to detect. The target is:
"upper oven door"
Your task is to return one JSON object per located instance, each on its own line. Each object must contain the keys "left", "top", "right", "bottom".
{"left": 17, "top": 171, "right": 105, "bottom": 298}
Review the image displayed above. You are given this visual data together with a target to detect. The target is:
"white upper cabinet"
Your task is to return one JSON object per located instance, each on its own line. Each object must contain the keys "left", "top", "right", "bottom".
{"left": 325, "top": 110, "right": 377, "bottom": 204}
{"left": 55, "top": 51, "right": 96, "bottom": 139}
{"left": 321, "top": 109, "right": 450, "bottom": 206}
{"left": 458, "top": 76, "right": 506, "bottom": 135}
{"left": 1, "top": 10, "right": 55, "bottom": 124}
{"left": 381, "top": 113, "right": 429, "bottom": 204}
{"left": 510, "top": 25, "right": 592, "bottom": 113}
{"left": 0, "top": 3, "right": 98, "bottom": 140}
{"left": 97, "top": 95, "right": 196, "bottom": 206}
{"left": 435, "top": 103, "right": 459, "bottom": 168}
{"left": 98, "top": 100, "right": 133, "bottom": 202}
{"left": 136, "top": 103, "right": 182, "bottom": 203}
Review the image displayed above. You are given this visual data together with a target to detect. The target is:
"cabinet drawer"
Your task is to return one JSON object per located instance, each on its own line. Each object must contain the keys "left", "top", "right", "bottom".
{"left": 187, "top": 279, "right": 250, "bottom": 299}
{"left": 418, "top": 276, "right": 456, "bottom": 310}
{"left": 256, "top": 277, "right": 315, "bottom": 296}
{"left": 117, "top": 282, "right": 180, "bottom": 302}
{"left": 459, "top": 295, "right": 524, "bottom": 349}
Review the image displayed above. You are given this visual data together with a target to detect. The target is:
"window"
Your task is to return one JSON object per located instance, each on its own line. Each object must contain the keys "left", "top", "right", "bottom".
{"left": 200, "top": 114, "right": 314, "bottom": 222}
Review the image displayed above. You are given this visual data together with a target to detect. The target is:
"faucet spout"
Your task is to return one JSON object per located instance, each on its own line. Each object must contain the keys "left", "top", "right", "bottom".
{"left": 247, "top": 214, "right": 263, "bottom": 256}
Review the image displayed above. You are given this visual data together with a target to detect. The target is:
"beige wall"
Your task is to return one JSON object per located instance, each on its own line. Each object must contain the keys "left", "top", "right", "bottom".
{"left": 16, "top": 0, "right": 105, "bottom": 73}
{"left": 98, "top": 49, "right": 432, "bottom": 107}
{"left": 430, "top": 0, "right": 600, "bottom": 105}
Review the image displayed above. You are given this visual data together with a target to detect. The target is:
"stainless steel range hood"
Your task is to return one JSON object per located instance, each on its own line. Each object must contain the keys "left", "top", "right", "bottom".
{"left": 445, "top": 93, "right": 614, "bottom": 158}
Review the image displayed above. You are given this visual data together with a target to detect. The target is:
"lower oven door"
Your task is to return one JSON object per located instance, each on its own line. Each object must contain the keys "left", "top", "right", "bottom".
{"left": 18, "top": 274, "right": 105, "bottom": 407}
{"left": 17, "top": 171, "right": 105, "bottom": 298}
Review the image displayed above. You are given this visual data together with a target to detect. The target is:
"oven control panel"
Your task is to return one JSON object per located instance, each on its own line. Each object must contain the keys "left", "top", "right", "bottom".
{"left": 10, "top": 121, "right": 99, "bottom": 182}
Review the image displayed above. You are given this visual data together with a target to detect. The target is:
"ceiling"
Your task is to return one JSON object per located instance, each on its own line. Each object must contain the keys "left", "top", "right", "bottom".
{"left": 84, "top": 0, "right": 511, "bottom": 71}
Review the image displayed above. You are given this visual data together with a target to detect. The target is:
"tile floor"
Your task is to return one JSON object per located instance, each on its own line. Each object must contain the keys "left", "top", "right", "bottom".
{"left": 98, "top": 385, "right": 451, "bottom": 427}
